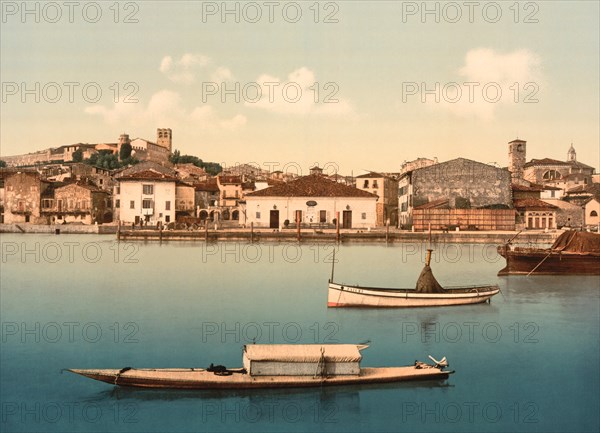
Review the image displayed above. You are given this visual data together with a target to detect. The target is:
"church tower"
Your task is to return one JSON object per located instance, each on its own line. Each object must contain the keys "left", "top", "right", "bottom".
{"left": 567, "top": 144, "right": 576, "bottom": 162}
{"left": 157, "top": 128, "right": 172, "bottom": 152}
{"left": 508, "top": 139, "right": 526, "bottom": 180}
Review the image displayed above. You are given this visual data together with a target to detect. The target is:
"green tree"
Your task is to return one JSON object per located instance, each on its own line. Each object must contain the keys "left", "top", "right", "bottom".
{"left": 72, "top": 148, "right": 84, "bottom": 162}
{"left": 0, "top": 160, "right": 6, "bottom": 168}
{"left": 119, "top": 142, "right": 132, "bottom": 160}
{"left": 169, "top": 149, "right": 222, "bottom": 175}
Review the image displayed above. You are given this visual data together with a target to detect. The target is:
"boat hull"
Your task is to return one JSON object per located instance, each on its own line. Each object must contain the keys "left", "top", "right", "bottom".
{"left": 497, "top": 246, "right": 600, "bottom": 275}
{"left": 327, "top": 282, "right": 499, "bottom": 307}
{"left": 68, "top": 366, "right": 452, "bottom": 389}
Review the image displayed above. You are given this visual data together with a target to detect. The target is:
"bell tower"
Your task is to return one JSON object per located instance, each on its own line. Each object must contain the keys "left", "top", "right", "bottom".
{"left": 508, "top": 139, "right": 526, "bottom": 180}
{"left": 157, "top": 128, "right": 172, "bottom": 152}
{"left": 567, "top": 144, "right": 576, "bottom": 162}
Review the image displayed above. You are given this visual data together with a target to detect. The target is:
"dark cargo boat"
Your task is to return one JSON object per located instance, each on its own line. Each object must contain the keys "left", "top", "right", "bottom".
{"left": 497, "top": 230, "right": 600, "bottom": 275}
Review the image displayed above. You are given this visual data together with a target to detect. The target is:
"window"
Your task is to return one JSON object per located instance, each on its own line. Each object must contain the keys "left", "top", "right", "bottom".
{"left": 130, "top": 201, "right": 135, "bottom": 209}
{"left": 165, "top": 201, "right": 171, "bottom": 210}
{"left": 143, "top": 184, "right": 154, "bottom": 195}
{"left": 361, "top": 213, "right": 367, "bottom": 220}
{"left": 142, "top": 199, "right": 152, "bottom": 209}
{"left": 543, "top": 170, "right": 561, "bottom": 180}
{"left": 256, "top": 212, "right": 261, "bottom": 219}
{"left": 363, "top": 180, "right": 369, "bottom": 188}
{"left": 116, "top": 185, "right": 120, "bottom": 194}
{"left": 165, "top": 215, "right": 170, "bottom": 223}
{"left": 320, "top": 210, "right": 327, "bottom": 223}
{"left": 115, "top": 199, "right": 120, "bottom": 208}
{"left": 373, "top": 181, "right": 378, "bottom": 188}
{"left": 591, "top": 211, "right": 598, "bottom": 217}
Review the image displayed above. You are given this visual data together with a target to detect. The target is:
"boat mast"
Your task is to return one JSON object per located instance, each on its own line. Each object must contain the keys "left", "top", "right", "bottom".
{"left": 426, "top": 223, "right": 433, "bottom": 266}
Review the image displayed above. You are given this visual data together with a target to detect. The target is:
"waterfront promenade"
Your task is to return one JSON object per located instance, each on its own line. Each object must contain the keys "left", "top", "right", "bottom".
{"left": 0, "top": 223, "right": 558, "bottom": 244}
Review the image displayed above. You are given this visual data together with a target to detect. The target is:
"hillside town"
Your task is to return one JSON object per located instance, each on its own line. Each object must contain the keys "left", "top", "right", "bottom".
{"left": 1, "top": 128, "right": 598, "bottom": 232}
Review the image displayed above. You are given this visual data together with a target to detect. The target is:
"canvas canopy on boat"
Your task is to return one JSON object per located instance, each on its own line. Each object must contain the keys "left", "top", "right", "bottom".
{"left": 551, "top": 230, "right": 600, "bottom": 254}
{"left": 243, "top": 344, "right": 364, "bottom": 376}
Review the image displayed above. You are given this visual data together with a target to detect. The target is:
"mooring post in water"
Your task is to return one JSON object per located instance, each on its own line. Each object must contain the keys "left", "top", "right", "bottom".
{"left": 336, "top": 211, "right": 340, "bottom": 243}
{"left": 426, "top": 249, "right": 433, "bottom": 266}
{"left": 330, "top": 248, "right": 336, "bottom": 282}
{"left": 159, "top": 222, "right": 163, "bottom": 242}
{"left": 117, "top": 220, "right": 121, "bottom": 241}
{"left": 386, "top": 220, "right": 389, "bottom": 244}
{"left": 250, "top": 222, "right": 254, "bottom": 243}
{"left": 205, "top": 221, "right": 208, "bottom": 241}
{"left": 296, "top": 210, "right": 301, "bottom": 242}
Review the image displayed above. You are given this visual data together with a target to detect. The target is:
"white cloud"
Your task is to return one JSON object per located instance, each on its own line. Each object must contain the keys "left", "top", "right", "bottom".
{"left": 85, "top": 90, "right": 246, "bottom": 132}
{"left": 459, "top": 48, "right": 541, "bottom": 84}
{"left": 190, "top": 105, "right": 247, "bottom": 130}
{"left": 246, "top": 67, "right": 356, "bottom": 117}
{"left": 211, "top": 66, "right": 234, "bottom": 83}
{"left": 159, "top": 53, "right": 231, "bottom": 85}
{"left": 422, "top": 48, "right": 542, "bottom": 121}
{"left": 159, "top": 56, "right": 173, "bottom": 74}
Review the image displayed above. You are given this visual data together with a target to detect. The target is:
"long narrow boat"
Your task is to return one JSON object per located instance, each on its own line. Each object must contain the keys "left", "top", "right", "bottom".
{"left": 328, "top": 282, "right": 500, "bottom": 308}
{"left": 68, "top": 344, "right": 453, "bottom": 389}
{"left": 328, "top": 249, "right": 499, "bottom": 308}
{"left": 497, "top": 230, "right": 600, "bottom": 276}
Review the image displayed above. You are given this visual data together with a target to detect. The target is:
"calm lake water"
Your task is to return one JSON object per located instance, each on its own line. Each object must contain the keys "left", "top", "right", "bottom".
{"left": 1, "top": 233, "right": 598, "bottom": 433}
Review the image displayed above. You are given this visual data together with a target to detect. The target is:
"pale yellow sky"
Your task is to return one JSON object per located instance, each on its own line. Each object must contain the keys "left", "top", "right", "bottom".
{"left": 1, "top": 1, "right": 598, "bottom": 174}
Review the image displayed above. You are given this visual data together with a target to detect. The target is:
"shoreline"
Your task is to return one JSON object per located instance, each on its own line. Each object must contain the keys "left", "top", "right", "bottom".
{"left": 0, "top": 223, "right": 558, "bottom": 244}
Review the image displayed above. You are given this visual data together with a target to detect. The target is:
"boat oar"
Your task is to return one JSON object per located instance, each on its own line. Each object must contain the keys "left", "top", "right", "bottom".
{"left": 527, "top": 250, "right": 554, "bottom": 276}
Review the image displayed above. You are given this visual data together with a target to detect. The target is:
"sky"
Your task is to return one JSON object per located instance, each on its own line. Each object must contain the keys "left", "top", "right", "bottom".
{"left": 1, "top": 1, "right": 599, "bottom": 175}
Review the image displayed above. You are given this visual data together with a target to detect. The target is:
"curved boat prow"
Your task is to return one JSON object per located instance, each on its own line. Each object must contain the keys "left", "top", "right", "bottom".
{"left": 428, "top": 355, "right": 448, "bottom": 368}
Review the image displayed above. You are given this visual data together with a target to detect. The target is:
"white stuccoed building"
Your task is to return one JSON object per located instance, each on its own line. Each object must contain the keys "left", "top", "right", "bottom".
{"left": 243, "top": 173, "right": 378, "bottom": 229}
{"left": 114, "top": 169, "right": 177, "bottom": 225}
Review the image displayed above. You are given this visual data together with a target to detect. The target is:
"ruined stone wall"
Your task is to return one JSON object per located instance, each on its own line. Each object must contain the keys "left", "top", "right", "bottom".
{"left": 413, "top": 159, "right": 512, "bottom": 208}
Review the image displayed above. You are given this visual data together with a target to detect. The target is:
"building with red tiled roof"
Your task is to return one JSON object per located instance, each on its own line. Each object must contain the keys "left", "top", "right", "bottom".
{"left": 41, "top": 182, "right": 109, "bottom": 224}
{"left": 114, "top": 169, "right": 177, "bottom": 225}
{"left": 194, "top": 179, "right": 220, "bottom": 211}
{"left": 522, "top": 144, "right": 595, "bottom": 190}
{"left": 513, "top": 198, "right": 558, "bottom": 229}
{"left": 244, "top": 174, "right": 377, "bottom": 228}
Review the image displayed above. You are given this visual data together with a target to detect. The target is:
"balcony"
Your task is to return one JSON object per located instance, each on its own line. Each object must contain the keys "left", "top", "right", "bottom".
{"left": 10, "top": 207, "right": 33, "bottom": 214}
